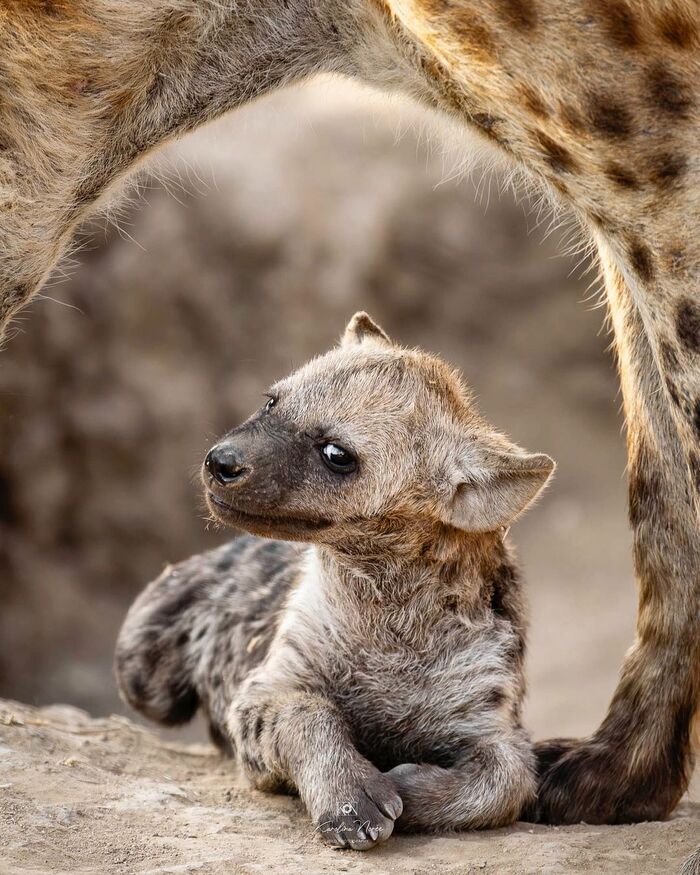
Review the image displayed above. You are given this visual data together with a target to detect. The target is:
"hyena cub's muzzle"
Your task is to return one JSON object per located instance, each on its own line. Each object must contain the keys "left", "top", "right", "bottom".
{"left": 202, "top": 418, "right": 335, "bottom": 541}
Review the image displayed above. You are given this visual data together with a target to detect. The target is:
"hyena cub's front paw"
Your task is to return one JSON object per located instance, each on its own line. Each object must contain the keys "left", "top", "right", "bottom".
{"left": 314, "top": 771, "right": 403, "bottom": 851}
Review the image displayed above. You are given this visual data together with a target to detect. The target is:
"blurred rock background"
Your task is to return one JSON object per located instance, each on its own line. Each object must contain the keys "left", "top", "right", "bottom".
{"left": 0, "top": 78, "right": 650, "bottom": 763}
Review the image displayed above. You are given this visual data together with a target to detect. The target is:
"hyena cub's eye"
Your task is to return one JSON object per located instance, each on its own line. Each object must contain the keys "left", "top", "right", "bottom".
{"left": 321, "top": 442, "right": 357, "bottom": 474}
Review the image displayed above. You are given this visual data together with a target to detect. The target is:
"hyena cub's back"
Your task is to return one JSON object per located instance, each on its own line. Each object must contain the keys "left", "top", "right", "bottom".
{"left": 117, "top": 312, "right": 553, "bottom": 848}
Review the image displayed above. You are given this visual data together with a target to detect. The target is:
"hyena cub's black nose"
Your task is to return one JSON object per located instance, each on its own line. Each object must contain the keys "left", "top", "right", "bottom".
{"left": 205, "top": 445, "right": 247, "bottom": 486}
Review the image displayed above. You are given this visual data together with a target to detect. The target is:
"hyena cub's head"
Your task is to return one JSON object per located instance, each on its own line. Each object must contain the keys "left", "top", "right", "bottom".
{"left": 203, "top": 313, "right": 555, "bottom": 550}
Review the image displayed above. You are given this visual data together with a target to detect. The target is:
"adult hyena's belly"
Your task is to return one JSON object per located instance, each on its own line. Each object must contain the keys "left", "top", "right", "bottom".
{"left": 330, "top": 624, "right": 520, "bottom": 771}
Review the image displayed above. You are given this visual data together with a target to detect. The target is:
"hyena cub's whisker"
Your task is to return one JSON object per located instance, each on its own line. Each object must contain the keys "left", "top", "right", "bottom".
{"left": 115, "top": 311, "right": 554, "bottom": 849}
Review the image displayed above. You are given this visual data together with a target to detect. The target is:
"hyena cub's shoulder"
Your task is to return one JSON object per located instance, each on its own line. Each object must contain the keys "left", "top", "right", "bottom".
{"left": 117, "top": 312, "right": 554, "bottom": 848}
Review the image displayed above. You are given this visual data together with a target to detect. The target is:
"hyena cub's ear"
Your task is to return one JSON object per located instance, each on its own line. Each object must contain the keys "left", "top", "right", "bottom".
{"left": 442, "top": 447, "right": 555, "bottom": 533}
{"left": 341, "top": 312, "right": 392, "bottom": 348}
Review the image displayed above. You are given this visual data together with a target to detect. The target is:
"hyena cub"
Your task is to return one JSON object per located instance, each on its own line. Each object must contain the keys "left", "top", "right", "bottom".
{"left": 116, "top": 313, "right": 554, "bottom": 849}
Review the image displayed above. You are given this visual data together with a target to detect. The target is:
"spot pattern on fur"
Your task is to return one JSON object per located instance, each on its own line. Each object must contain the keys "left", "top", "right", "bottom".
{"left": 587, "top": 93, "right": 633, "bottom": 139}
{"left": 589, "top": 0, "right": 641, "bottom": 50}
{"left": 604, "top": 162, "right": 639, "bottom": 190}
{"left": 661, "top": 245, "right": 688, "bottom": 277}
{"left": 472, "top": 113, "right": 510, "bottom": 149}
{"left": 534, "top": 131, "right": 578, "bottom": 174}
{"left": 667, "top": 376, "right": 683, "bottom": 411}
{"left": 648, "top": 151, "right": 687, "bottom": 189}
{"left": 519, "top": 83, "right": 548, "bottom": 118}
{"left": 22, "top": 0, "right": 71, "bottom": 17}
{"left": 676, "top": 299, "right": 700, "bottom": 355}
{"left": 646, "top": 62, "right": 694, "bottom": 118}
{"left": 628, "top": 459, "right": 662, "bottom": 528}
{"left": 495, "top": 0, "right": 537, "bottom": 32}
{"left": 449, "top": 13, "right": 498, "bottom": 63}
{"left": 483, "top": 553, "right": 527, "bottom": 674}
{"left": 656, "top": 8, "right": 698, "bottom": 49}
{"left": 627, "top": 238, "right": 655, "bottom": 282}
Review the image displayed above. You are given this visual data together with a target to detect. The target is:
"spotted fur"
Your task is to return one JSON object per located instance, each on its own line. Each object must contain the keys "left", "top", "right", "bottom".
{"left": 116, "top": 315, "right": 552, "bottom": 848}
{"left": 2, "top": 0, "right": 699, "bottom": 828}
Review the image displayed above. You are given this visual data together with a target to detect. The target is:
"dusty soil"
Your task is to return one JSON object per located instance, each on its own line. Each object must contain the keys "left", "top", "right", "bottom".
{"left": 1, "top": 700, "right": 698, "bottom": 875}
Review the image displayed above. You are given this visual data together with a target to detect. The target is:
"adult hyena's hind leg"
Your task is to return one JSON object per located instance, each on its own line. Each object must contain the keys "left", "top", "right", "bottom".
{"left": 530, "top": 244, "right": 700, "bottom": 825}
{"left": 115, "top": 536, "right": 301, "bottom": 751}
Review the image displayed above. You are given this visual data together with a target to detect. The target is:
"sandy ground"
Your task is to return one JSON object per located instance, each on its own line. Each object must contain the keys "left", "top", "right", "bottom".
{"left": 1, "top": 700, "right": 698, "bottom": 875}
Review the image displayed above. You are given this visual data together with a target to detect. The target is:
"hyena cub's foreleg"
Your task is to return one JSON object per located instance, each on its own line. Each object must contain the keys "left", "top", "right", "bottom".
{"left": 388, "top": 731, "right": 535, "bottom": 832}
{"left": 229, "top": 675, "right": 403, "bottom": 849}
{"left": 116, "top": 539, "right": 403, "bottom": 849}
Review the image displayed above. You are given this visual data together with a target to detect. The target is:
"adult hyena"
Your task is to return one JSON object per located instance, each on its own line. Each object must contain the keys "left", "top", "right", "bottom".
{"left": 1, "top": 0, "right": 698, "bottom": 824}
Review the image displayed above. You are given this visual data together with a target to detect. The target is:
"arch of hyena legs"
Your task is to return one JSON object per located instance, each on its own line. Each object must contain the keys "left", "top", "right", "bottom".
{"left": 0, "top": 0, "right": 697, "bottom": 825}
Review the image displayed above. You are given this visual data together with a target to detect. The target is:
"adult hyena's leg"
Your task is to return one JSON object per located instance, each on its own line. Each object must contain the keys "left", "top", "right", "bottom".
{"left": 534, "top": 244, "right": 700, "bottom": 824}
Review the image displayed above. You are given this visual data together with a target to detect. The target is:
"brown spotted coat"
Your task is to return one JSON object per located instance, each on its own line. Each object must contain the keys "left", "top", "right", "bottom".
{"left": 2, "top": 0, "right": 699, "bottom": 826}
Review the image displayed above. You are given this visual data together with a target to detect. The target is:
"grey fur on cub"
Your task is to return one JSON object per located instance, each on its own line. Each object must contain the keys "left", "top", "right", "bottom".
{"left": 116, "top": 312, "right": 554, "bottom": 849}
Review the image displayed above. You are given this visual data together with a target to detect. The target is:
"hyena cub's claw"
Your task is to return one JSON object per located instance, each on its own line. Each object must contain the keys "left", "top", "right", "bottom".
{"left": 315, "top": 773, "right": 403, "bottom": 850}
